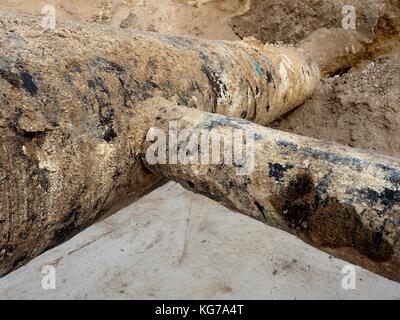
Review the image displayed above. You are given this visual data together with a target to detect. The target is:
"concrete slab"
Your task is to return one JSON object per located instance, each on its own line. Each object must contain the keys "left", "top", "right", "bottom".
{"left": 0, "top": 182, "right": 399, "bottom": 299}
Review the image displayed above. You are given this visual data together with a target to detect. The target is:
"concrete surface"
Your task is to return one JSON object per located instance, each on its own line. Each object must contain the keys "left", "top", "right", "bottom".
{"left": 0, "top": 182, "right": 400, "bottom": 300}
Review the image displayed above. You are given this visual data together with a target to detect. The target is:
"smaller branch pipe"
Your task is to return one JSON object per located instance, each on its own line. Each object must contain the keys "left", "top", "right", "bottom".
{"left": 140, "top": 98, "right": 400, "bottom": 283}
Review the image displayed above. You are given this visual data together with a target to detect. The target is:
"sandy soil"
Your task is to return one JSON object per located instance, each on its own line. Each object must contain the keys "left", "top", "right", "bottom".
{"left": 0, "top": 0, "right": 247, "bottom": 40}
{"left": 230, "top": 0, "right": 386, "bottom": 44}
{"left": 271, "top": 50, "right": 400, "bottom": 157}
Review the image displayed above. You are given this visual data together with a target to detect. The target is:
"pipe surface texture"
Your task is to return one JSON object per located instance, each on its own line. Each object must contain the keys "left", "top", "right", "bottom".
{"left": 140, "top": 99, "right": 400, "bottom": 283}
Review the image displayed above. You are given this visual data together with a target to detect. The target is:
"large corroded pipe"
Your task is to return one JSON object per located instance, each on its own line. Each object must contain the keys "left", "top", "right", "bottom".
{"left": 140, "top": 99, "right": 400, "bottom": 283}
{"left": 0, "top": 14, "right": 318, "bottom": 276}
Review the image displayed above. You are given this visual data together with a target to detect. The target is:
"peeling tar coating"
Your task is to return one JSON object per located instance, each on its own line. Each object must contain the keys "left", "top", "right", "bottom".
{"left": 254, "top": 201, "right": 267, "bottom": 220}
{"left": 266, "top": 69, "right": 273, "bottom": 83}
{"left": 52, "top": 203, "right": 82, "bottom": 244}
{"left": 376, "top": 164, "right": 400, "bottom": 185}
{"left": 0, "top": 66, "right": 20, "bottom": 87}
{"left": 103, "top": 127, "right": 117, "bottom": 142}
{"left": 354, "top": 188, "right": 400, "bottom": 209}
{"left": 34, "top": 167, "right": 51, "bottom": 192}
{"left": 164, "top": 35, "right": 194, "bottom": 49}
{"left": 314, "top": 174, "right": 330, "bottom": 205}
{"left": 203, "top": 116, "right": 248, "bottom": 130}
{"left": 254, "top": 133, "right": 262, "bottom": 140}
{"left": 169, "top": 175, "right": 238, "bottom": 212}
{"left": 199, "top": 51, "right": 228, "bottom": 113}
{"left": 87, "top": 76, "right": 118, "bottom": 142}
{"left": 95, "top": 57, "right": 125, "bottom": 74}
{"left": 276, "top": 139, "right": 299, "bottom": 151}
{"left": 71, "top": 65, "right": 82, "bottom": 73}
{"left": 270, "top": 172, "right": 394, "bottom": 262}
{"left": 260, "top": 58, "right": 276, "bottom": 84}
{"left": 272, "top": 173, "right": 315, "bottom": 231}
{"left": 10, "top": 251, "right": 30, "bottom": 269}
{"left": 87, "top": 76, "right": 110, "bottom": 96}
{"left": 119, "top": 78, "right": 157, "bottom": 106}
{"left": 19, "top": 71, "right": 38, "bottom": 95}
{"left": 303, "top": 147, "right": 364, "bottom": 171}
{"left": 201, "top": 64, "right": 228, "bottom": 99}
{"left": 186, "top": 180, "right": 195, "bottom": 189}
{"left": 0, "top": 68, "right": 38, "bottom": 95}
{"left": 268, "top": 162, "right": 294, "bottom": 181}
{"left": 0, "top": 245, "right": 14, "bottom": 261}
{"left": 20, "top": 130, "right": 47, "bottom": 141}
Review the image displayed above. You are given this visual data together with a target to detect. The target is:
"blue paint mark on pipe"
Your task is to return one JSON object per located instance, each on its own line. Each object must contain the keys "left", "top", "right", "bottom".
{"left": 255, "top": 63, "right": 263, "bottom": 78}
{"left": 248, "top": 55, "right": 263, "bottom": 79}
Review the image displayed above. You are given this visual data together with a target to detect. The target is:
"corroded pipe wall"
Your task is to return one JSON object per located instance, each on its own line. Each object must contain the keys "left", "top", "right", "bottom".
{"left": 0, "top": 14, "right": 318, "bottom": 276}
{"left": 140, "top": 99, "right": 400, "bottom": 282}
